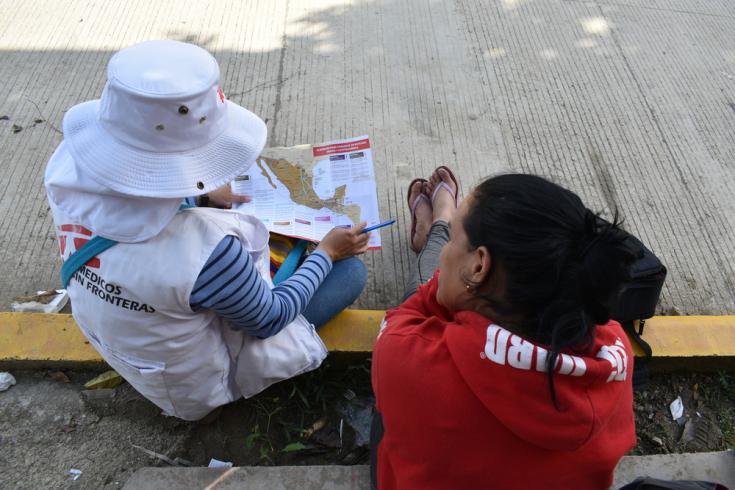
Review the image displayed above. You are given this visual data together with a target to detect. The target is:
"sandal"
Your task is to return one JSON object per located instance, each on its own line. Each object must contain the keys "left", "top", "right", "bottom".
{"left": 430, "top": 165, "right": 460, "bottom": 206}
{"left": 407, "top": 178, "right": 431, "bottom": 253}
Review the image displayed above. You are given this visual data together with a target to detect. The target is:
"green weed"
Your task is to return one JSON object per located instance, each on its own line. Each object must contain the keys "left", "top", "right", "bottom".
{"left": 239, "top": 357, "right": 372, "bottom": 464}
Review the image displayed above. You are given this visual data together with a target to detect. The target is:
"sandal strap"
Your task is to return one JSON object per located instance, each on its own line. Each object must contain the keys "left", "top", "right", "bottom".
{"left": 435, "top": 166, "right": 460, "bottom": 206}
{"left": 431, "top": 181, "right": 457, "bottom": 204}
{"left": 410, "top": 192, "right": 431, "bottom": 213}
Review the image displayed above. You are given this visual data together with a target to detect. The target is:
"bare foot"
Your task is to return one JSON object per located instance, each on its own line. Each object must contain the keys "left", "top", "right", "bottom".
{"left": 428, "top": 167, "right": 458, "bottom": 223}
{"left": 408, "top": 179, "right": 433, "bottom": 252}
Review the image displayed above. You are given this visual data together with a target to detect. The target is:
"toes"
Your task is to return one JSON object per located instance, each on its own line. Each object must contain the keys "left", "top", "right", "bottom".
{"left": 408, "top": 181, "right": 423, "bottom": 203}
{"left": 429, "top": 176, "right": 440, "bottom": 192}
{"left": 436, "top": 167, "right": 457, "bottom": 193}
{"left": 437, "top": 167, "right": 451, "bottom": 184}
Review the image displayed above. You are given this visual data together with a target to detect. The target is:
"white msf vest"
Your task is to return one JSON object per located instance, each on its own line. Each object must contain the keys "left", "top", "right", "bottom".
{"left": 51, "top": 205, "right": 327, "bottom": 420}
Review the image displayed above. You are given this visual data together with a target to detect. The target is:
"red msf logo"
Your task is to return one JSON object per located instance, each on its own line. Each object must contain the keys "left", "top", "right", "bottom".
{"left": 58, "top": 224, "right": 100, "bottom": 268}
{"left": 217, "top": 86, "right": 225, "bottom": 103}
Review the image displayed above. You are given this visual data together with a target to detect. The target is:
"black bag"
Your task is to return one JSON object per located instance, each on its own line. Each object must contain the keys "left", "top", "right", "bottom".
{"left": 609, "top": 230, "right": 667, "bottom": 391}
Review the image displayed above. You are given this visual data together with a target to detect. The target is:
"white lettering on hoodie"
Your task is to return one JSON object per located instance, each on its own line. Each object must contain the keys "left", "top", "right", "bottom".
{"left": 484, "top": 324, "right": 586, "bottom": 376}
{"left": 484, "top": 325, "right": 629, "bottom": 382}
{"left": 596, "top": 338, "right": 628, "bottom": 382}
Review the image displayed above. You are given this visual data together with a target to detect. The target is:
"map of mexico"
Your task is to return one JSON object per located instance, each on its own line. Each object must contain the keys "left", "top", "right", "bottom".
{"left": 259, "top": 157, "right": 362, "bottom": 225}
{"left": 233, "top": 136, "right": 383, "bottom": 248}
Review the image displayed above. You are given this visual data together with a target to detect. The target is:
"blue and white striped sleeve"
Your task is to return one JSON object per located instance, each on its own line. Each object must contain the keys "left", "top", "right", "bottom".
{"left": 190, "top": 235, "right": 332, "bottom": 338}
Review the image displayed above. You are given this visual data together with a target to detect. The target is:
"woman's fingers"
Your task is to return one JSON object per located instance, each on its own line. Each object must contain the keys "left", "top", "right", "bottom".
{"left": 353, "top": 237, "right": 371, "bottom": 255}
{"left": 204, "top": 184, "right": 252, "bottom": 208}
{"left": 352, "top": 221, "right": 368, "bottom": 234}
{"left": 358, "top": 240, "right": 371, "bottom": 254}
{"left": 230, "top": 193, "right": 252, "bottom": 204}
{"left": 317, "top": 222, "right": 371, "bottom": 260}
{"left": 349, "top": 223, "right": 370, "bottom": 255}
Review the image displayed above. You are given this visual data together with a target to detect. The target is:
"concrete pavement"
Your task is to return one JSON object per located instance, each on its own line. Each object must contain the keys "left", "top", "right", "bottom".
{"left": 0, "top": 0, "right": 734, "bottom": 313}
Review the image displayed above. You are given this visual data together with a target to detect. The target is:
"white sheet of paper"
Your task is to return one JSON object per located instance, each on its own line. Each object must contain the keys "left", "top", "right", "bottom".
{"left": 669, "top": 396, "right": 684, "bottom": 420}
{"left": 208, "top": 458, "right": 233, "bottom": 468}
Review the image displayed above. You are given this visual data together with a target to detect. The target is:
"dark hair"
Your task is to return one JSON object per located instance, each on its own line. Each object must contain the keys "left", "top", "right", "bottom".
{"left": 462, "top": 174, "right": 636, "bottom": 407}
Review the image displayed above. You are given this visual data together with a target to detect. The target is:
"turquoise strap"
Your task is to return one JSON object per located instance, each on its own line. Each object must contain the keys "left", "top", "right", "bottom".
{"left": 61, "top": 202, "right": 193, "bottom": 288}
{"left": 60, "top": 236, "right": 118, "bottom": 288}
{"left": 272, "top": 239, "right": 309, "bottom": 285}
{"left": 59, "top": 204, "right": 304, "bottom": 288}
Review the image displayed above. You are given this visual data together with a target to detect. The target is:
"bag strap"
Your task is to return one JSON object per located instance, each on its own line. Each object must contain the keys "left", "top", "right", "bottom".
{"left": 60, "top": 236, "right": 119, "bottom": 288}
{"left": 272, "top": 239, "right": 309, "bottom": 285}
{"left": 622, "top": 319, "right": 653, "bottom": 392}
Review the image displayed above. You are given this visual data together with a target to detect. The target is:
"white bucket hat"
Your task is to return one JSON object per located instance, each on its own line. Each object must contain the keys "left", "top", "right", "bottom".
{"left": 62, "top": 40, "right": 267, "bottom": 198}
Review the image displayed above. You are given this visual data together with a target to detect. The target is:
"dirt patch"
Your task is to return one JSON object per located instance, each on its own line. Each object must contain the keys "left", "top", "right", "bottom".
{"left": 1, "top": 365, "right": 732, "bottom": 488}
{"left": 632, "top": 372, "right": 735, "bottom": 455}
{"left": 183, "top": 366, "right": 735, "bottom": 465}
{"left": 0, "top": 371, "right": 193, "bottom": 489}
{"left": 182, "top": 358, "right": 374, "bottom": 467}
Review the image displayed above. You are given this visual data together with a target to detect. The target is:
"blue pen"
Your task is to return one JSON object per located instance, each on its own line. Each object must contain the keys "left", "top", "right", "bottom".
{"left": 361, "top": 219, "right": 396, "bottom": 234}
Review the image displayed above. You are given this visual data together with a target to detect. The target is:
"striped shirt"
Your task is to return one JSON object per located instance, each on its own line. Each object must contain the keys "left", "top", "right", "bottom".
{"left": 190, "top": 235, "right": 332, "bottom": 338}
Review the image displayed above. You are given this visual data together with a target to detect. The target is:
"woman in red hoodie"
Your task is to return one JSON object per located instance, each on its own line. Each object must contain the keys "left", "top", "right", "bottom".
{"left": 371, "top": 171, "right": 637, "bottom": 490}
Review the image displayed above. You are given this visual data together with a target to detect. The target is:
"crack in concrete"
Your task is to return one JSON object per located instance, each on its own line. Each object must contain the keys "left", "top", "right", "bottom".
{"left": 268, "top": 0, "right": 290, "bottom": 148}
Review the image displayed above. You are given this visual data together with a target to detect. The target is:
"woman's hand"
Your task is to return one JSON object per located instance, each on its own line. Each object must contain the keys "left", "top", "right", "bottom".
{"left": 317, "top": 222, "right": 371, "bottom": 261}
{"left": 200, "top": 184, "right": 252, "bottom": 209}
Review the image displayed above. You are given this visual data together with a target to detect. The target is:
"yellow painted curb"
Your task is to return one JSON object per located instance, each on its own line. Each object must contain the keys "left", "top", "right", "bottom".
{"left": 1, "top": 312, "right": 735, "bottom": 367}
{"left": 0, "top": 313, "right": 98, "bottom": 363}
{"left": 0, "top": 310, "right": 384, "bottom": 364}
{"left": 629, "top": 316, "right": 735, "bottom": 359}
{"left": 318, "top": 309, "right": 383, "bottom": 352}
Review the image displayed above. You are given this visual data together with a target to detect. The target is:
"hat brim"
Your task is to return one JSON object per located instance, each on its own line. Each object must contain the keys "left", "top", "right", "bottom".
{"left": 62, "top": 100, "right": 267, "bottom": 198}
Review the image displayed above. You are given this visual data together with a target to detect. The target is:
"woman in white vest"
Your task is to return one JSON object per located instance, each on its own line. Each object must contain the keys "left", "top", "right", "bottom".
{"left": 44, "top": 40, "right": 370, "bottom": 421}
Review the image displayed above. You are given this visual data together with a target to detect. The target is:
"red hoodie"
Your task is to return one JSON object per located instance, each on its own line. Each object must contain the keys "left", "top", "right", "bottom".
{"left": 371, "top": 272, "right": 636, "bottom": 490}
